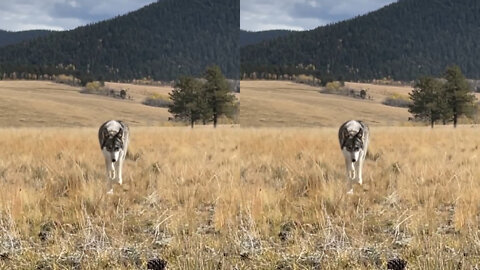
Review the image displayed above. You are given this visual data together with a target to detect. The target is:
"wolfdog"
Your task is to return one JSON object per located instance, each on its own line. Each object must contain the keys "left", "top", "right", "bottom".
{"left": 98, "top": 120, "right": 130, "bottom": 193}
{"left": 338, "top": 120, "right": 369, "bottom": 193}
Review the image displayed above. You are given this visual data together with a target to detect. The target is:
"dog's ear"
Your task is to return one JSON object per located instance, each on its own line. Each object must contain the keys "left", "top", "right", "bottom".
{"left": 101, "top": 129, "right": 109, "bottom": 140}
{"left": 100, "top": 129, "right": 109, "bottom": 148}
{"left": 342, "top": 128, "right": 350, "bottom": 139}
{"left": 356, "top": 128, "right": 363, "bottom": 139}
{"left": 117, "top": 128, "right": 123, "bottom": 139}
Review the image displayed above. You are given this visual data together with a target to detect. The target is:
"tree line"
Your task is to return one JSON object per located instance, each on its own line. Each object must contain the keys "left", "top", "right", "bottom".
{"left": 409, "top": 65, "right": 477, "bottom": 128}
{"left": 169, "top": 66, "right": 238, "bottom": 128}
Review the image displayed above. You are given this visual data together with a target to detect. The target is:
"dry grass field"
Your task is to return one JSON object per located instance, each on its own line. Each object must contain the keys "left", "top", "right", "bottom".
{"left": 345, "top": 82, "right": 480, "bottom": 101}
{"left": 240, "top": 80, "right": 412, "bottom": 127}
{"left": 239, "top": 126, "right": 480, "bottom": 269}
{"left": 0, "top": 127, "right": 239, "bottom": 269}
{"left": 240, "top": 80, "right": 480, "bottom": 128}
{"left": 1, "top": 125, "right": 480, "bottom": 268}
{"left": 3, "top": 80, "right": 480, "bottom": 269}
{"left": 104, "top": 82, "right": 173, "bottom": 101}
{"left": 0, "top": 81, "right": 172, "bottom": 127}
{"left": 344, "top": 82, "right": 413, "bottom": 100}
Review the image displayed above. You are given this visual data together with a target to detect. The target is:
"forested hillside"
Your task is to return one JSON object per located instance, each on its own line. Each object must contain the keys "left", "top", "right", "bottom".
{"left": 241, "top": 0, "right": 480, "bottom": 81}
{"left": 0, "top": 0, "right": 239, "bottom": 81}
{"left": 0, "top": 30, "right": 52, "bottom": 47}
{"left": 240, "top": 29, "right": 293, "bottom": 47}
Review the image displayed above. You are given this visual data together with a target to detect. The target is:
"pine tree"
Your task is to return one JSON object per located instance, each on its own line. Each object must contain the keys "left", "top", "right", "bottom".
{"left": 168, "top": 76, "right": 206, "bottom": 128}
{"left": 409, "top": 77, "right": 449, "bottom": 128}
{"left": 203, "top": 65, "right": 237, "bottom": 128}
{"left": 443, "top": 65, "right": 476, "bottom": 127}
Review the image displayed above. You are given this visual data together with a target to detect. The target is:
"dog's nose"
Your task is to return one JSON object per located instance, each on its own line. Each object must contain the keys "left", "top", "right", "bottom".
{"left": 352, "top": 159, "right": 356, "bottom": 162}
{"left": 112, "top": 159, "right": 116, "bottom": 162}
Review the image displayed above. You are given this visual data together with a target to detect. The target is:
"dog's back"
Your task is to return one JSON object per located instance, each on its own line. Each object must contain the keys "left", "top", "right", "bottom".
{"left": 98, "top": 120, "right": 129, "bottom": 149}
{"left": 338, "top": 120, "right": 369, "bottom": 149}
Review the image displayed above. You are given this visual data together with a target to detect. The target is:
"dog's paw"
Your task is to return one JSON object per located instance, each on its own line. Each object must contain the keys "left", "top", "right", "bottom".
{"left": 346, "top": 189, "right": 354, "bottom": 195}
{"left": 106, "top": 189, "right": 114, "bottom": 195}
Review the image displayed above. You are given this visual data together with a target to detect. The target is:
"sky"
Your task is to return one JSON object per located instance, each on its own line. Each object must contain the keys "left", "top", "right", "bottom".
{"left": 241, "top": 0, "right": 397, "bottom": 31}
{"left": 0, "top": 0, "right": 156, "bottom": 31}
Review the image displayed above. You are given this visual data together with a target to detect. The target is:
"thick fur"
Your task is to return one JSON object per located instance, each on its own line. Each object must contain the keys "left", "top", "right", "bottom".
{"left": 338, "top": 120, "right": 369, "bottom": 193}
{"left": 98, "top": 120, "right": 130, "bottom": 193}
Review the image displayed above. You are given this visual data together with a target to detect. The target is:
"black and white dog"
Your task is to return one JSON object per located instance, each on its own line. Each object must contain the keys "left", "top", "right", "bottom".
{"left": 98, "top": 120, "right": 129, "bottom": 193}
{"left": 338, "top": 120, "right": 369, "bottom": 193}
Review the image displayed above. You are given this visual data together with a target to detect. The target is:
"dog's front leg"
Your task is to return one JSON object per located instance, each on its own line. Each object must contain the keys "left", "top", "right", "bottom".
{"left": 356, "top": 150, "right": 368, "bottom": 185}
{"left": 354, "top": 159, "right": 363, "bottom": 185}
{"left": 106, "top": 178, "right": 114, "bottom": 194}
{"left": 344, "top": 157, "right": 355, "bottom": 178}
{"left": 103, "top": 150, "right": 115, "bottom": 179}
{"left": 356, "top": 158, "right": 364, "bottom": 185}
{"left": 344, "top": 158, "right": 355, "bottom": 194}
{"left": 115, "top": 158, "right": 123, "bottom": 185}
{"left": 104, "top": 158, "right": 115, "bottom": 194}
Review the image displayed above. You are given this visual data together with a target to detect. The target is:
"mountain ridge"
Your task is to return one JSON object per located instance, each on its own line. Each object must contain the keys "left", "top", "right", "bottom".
{"left": 240, "top": 29, "right": 294, "bottom": 47}
{"left": 0, "top": 30, "right": 53, "bottom": 47}
{"left": 0, "top": 0, "right": 239, "bottom": 81}
{"left": 241, "top": 0, "right": 480, "bottom": 81}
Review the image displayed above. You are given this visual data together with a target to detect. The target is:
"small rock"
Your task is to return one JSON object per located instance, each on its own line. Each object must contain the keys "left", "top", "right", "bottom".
{"left": 38, "top": 221, "right": 56, "bottom": 242}
{"left": 0, "top": 252, "right": 8, "bottom": 261}
{"left": 278, "top": 221, "right": 296, "bottom": 242}
{"left": 147, "top": 258, "right": 167, "bottom": 270}
{"left": 387, "top": 258, "right": 407, "bottom": 270}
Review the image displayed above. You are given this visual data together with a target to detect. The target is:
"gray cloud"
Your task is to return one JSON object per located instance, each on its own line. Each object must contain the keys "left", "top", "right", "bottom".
{"left": 241, "top": 0, "right": 397, "bottom": 31}
{"left": 0, "top": 0, "right": 156, "bottom": 31}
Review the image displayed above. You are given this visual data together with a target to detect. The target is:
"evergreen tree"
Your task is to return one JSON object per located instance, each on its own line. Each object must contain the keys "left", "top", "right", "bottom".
{"left": 200, "top": 87, "right": 213, "bottom": 125}
{"left": 168, "top": 76, "right": 206, "bottom": 128}
{"left": 443, "top": 65, "right": 476, "bottom": 127}
{"left": 203, "top": 65, "right": 237, "bottom": 128}
{"left": 408, "top": 77, "right": 448, "bottom": 128}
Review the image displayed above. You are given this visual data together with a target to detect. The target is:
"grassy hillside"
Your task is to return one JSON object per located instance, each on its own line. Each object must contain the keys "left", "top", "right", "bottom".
{"left": 0, "top": 81, "right": 172, "bottom": 127}
{"left": 1, "top": 126, "right": 480, "bottom": 267}
{"left": 240, "top": 80, "right": 412, "bottom": 127}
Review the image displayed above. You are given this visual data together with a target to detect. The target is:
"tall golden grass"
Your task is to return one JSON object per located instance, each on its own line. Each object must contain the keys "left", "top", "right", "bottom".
{"left": 0, "top": 127, "right": 239, "bottom": 269}
{"left": 238, "top": 126, "right": 480, "bottom": 269}
{"left": 1, "top": 125, "right": 480, "bottom": 268}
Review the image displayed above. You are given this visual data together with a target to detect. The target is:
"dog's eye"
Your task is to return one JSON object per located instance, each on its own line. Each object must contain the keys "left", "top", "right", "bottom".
{"left": 114, "top": 147, "right": 119, "bottom": 151}
{"left": 354, "top": 147, "right": 359, "bottom": 151}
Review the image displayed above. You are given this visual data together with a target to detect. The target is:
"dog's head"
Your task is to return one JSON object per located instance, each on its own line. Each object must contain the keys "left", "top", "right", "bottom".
{"left": 342, "top": 128, "right": 364, "bottom": 162}
{"left": 101, "top": 128, "right": 124, "bottom": 162}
